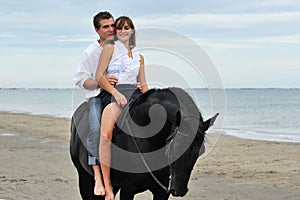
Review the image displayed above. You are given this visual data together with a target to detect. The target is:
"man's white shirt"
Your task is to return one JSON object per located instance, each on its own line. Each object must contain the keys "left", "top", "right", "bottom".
{"left": 74, "top": 40, "right": 102, "bottom": 100}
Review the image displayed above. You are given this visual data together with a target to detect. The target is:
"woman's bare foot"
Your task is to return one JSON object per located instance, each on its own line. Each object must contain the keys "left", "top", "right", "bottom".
{"left": 94, "top": 177, "right": 105, "bottom": 196}
{"left": 104, "top": 184, "right": 114, "bottom": 200}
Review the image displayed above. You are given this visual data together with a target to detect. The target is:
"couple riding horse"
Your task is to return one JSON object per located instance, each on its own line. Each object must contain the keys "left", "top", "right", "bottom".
{"left": 70, "top": 87, "right": 218, "bottom": 200}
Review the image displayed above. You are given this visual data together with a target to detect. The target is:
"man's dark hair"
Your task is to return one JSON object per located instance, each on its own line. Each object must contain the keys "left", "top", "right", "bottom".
{"left": 93, "top": 11, "right": 114, "bottom": 29}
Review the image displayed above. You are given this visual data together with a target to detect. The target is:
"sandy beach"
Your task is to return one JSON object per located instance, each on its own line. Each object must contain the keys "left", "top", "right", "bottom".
{"left": 0, "top": 111, "right": 299, "bottom": 199}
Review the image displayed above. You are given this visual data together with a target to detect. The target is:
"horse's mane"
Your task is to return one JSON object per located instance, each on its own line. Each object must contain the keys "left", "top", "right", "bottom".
{"left": 129, "top": 87, "right": 202, "bottom": 129}
{"left": 130, "top": 88, "right": 158, "bottom": 107}
{"left": 168, "top": 87, "right": 202, "bottom": 121}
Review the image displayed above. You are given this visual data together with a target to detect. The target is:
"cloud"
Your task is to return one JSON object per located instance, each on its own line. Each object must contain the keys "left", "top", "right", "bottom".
{"left": 247, "top": 34, "right": 300, "bottom": 45}
{"left": 135, "top": 12, "right": 300, "bottom": 29}
{"left": 194, "top": 34, "right": 300, "bottom": 51}
{"left": 0, "top": 33, "right": 18, "bottom": 38}
{"left": 255, "top": 0, "right": 300, "bottom": 7}
{"left": 200, "top": 41, "right": 260, "bottom": 49}
{"left": 57, "top": 35, "right": 95, "bottom": 42}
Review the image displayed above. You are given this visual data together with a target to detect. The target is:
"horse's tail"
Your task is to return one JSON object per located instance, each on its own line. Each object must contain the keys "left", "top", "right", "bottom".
{"left": 70, "top": 117, "right": 82, "bottom": 171}
{"left": 70, "top": 103, "right": 98, "bottom": 200}
{"left": 69, "top": 101, "right": 93, "bottom": 175}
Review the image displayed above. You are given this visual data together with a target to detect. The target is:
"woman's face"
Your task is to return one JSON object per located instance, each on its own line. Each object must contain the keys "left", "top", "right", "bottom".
{"left": 116, "top": 21, "right": 133, "bottom": 44}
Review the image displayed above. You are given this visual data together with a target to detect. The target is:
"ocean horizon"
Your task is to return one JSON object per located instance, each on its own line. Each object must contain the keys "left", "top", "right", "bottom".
{"left": 0, "top": 88, "right": 299, "bottom": 143}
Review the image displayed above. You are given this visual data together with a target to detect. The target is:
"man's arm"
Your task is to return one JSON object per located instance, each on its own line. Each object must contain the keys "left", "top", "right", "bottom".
{"left": 83, "top": 76, "right": 118, "bottom": 90}
{"left": 83, "top": 79, "right": 98, "bottom": 90}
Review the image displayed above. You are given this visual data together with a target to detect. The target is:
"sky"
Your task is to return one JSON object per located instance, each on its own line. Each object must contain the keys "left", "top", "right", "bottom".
{"left": 1, "top": 0, "right": 300, "bottom": 88}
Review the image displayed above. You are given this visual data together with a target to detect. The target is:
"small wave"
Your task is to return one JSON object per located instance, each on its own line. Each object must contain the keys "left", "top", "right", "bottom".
{"left": 217, "top": 129, "right": 300, "bottom": 143}
{"left": 0, "top": 133, "right": 19, "bottom": 137}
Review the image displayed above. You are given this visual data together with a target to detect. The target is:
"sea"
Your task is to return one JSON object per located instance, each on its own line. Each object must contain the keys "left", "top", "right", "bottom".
{"left": 0, "top": 88, "right": 299, "bottom": 143}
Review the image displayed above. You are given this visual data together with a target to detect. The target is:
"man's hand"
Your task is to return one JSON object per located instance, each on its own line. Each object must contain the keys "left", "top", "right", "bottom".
{"left": 136, "top": 82, "right": 141, "bottom": 90}
{"left": 106, "top": 76, "right": 118, "bottom": 86}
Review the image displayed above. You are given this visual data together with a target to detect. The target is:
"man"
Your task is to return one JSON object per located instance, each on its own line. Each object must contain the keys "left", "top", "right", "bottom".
{"left": 74, "top": 11, "right": 118, "bottom": 196}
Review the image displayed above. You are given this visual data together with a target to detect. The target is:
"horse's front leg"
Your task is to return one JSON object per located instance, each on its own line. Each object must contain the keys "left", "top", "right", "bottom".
{"left": 150, "top": 173, "right": 170, "bottom": 200}
{"left": 152, "top": 190, "right": 170, "bottom": 200}
{"left": 119, "top": 189, "right": 135, "bottom": 200}
{"left": 113, "top": 186, "right": 120, "bottom": 198}
{"left": 150, "top": 185, "right": 170, "bottom": 200}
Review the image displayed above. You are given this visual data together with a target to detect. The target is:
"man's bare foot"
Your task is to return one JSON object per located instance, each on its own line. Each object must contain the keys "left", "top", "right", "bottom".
{"left": 94, "top": 177, "right": 105, "bottom": 196}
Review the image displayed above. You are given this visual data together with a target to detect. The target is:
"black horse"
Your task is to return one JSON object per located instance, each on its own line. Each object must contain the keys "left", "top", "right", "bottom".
{"left": 70, "top": 87, "right": 218, "bottom": 200}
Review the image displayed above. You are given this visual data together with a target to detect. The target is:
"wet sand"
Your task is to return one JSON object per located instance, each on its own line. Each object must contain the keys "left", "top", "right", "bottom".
{"left": 0, "top": 111, "right": 299, "bottom": 199}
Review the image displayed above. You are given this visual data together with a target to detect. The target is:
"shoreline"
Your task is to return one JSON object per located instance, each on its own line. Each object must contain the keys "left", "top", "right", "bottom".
{"left": 1, "top": 110, "right": 299, "bottom": 144}
{"left": 1, "top": 111, "right": 300, "bottom": 199}
{"left": 0, "top": 111, "right": 71, "bottom": 142}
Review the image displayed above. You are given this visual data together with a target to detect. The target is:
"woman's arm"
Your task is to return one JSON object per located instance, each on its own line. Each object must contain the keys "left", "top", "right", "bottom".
{"left": 138, "top": 54, "right": 148, "bottom": 93}
{"left": 96, "top": 44, "right": 115, "bottom": 93}
{"left": 96, "top": 44, "right": 127, "bottom": 106}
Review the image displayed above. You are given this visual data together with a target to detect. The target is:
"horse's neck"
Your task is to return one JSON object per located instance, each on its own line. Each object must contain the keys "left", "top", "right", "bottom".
{"left": 124, "top": 89, "right": 179, "bottom": 149}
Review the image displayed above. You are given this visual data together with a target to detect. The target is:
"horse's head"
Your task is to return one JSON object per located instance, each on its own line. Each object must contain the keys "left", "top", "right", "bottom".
{"left": 167, "top": 113, "right": 219, "bottom": 197}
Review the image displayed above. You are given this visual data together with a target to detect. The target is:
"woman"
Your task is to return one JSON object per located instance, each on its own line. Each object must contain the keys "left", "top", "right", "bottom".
{"left": 96, "top": 16, "right": 148, "bottom": 200}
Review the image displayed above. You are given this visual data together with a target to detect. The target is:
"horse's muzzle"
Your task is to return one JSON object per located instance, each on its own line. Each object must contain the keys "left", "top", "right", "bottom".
{"left": 170, "top": 188, "right": 189, "bottom": 197}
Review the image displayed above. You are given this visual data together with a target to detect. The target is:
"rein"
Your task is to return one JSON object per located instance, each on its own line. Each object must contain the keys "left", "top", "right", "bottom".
{"left": 121, "top": 103, "right": 171, "bottom": 194}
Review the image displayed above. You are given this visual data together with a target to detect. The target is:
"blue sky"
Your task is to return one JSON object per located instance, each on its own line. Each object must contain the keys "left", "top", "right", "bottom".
{"left": 1, "top": 0, "right": 300, "bottom": 88}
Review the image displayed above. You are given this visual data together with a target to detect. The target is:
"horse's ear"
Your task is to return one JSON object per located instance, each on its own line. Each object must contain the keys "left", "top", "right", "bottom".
{"left": 203, "top": 113, "right": 219, "bottom": 131}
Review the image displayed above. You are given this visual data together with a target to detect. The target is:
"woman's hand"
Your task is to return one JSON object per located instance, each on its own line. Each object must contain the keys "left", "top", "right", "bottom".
{"left": 112, "top": 89, "right": 127, "bottom": 106}
{"left": 106, "top": 76, "right": 118, "bottom": 86}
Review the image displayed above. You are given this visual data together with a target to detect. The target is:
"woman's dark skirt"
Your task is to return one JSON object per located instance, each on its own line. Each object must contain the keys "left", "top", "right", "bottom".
{"left": 97, "top": 84, "right": 141, "bottom": 110}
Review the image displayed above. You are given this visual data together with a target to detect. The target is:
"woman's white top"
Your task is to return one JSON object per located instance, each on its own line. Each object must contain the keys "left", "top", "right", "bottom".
{"left": 105, "top": 40, "right": 140, "bottom": 84}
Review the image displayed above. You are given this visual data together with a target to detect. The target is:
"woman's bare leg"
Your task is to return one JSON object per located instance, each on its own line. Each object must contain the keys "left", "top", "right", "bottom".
{"left": 99, "top": 103, "right": 121, "bottom": 200}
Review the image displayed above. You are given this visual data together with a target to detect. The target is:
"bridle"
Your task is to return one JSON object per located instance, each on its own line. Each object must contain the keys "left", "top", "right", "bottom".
{"left": 165, "top": 127, "right": 189, "bottom": 164}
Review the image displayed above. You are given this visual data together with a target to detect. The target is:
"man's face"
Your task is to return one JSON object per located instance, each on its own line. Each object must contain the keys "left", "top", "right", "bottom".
{"left": 96, "top": 18, "right": 115, "bottom": 42}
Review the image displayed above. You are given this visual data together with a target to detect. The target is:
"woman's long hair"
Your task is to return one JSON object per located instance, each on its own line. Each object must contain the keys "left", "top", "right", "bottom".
{"left": 114, "top": 16, "right": 136, "bottom": 49}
